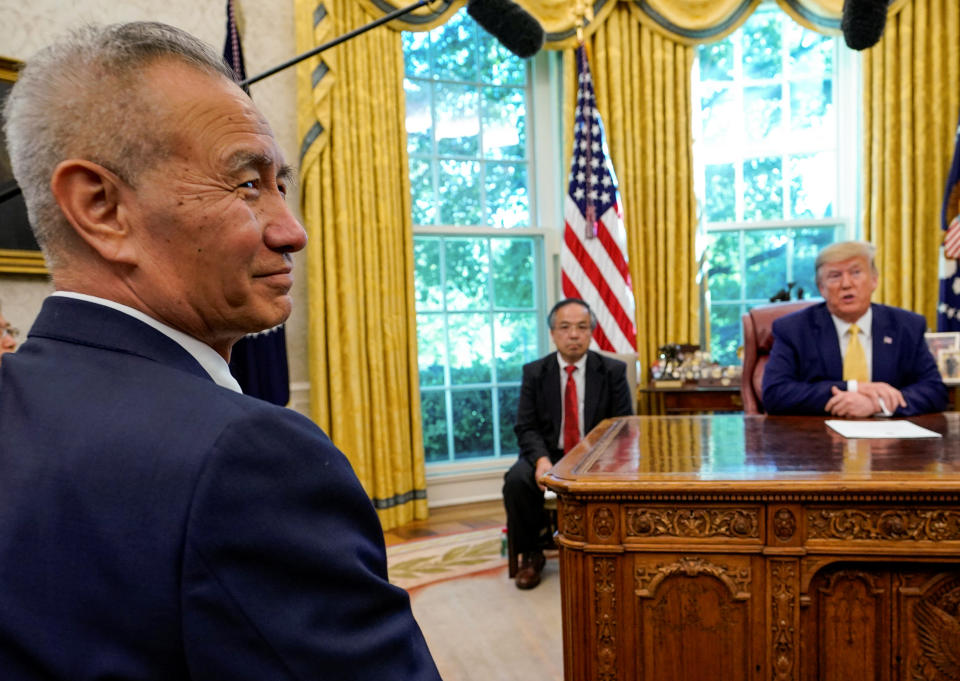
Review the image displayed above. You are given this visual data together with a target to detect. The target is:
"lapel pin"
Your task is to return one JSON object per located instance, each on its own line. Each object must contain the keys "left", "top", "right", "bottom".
{"left": 883, "top": 336, "right": 893, "bottom": 344}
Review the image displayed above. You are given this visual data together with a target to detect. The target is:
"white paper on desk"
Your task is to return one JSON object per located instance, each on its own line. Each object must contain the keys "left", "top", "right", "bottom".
{"left": 825, "top": 420, "right": 942, "bottom": 439}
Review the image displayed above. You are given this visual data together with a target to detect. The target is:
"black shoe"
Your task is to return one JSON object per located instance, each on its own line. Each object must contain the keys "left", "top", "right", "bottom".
{"left": 515, "top": 551, "right": 546, "bottom": 589}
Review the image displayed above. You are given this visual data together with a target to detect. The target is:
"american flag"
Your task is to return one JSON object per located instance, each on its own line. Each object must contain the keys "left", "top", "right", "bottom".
{"left": 223, "top": 0, "right": 291, "bottom": 405}
{"left": 938, "top": 114, "right": 960, "bottom": 331}
{"left": 561, "top": 45, "right": 637, "bottom": 353}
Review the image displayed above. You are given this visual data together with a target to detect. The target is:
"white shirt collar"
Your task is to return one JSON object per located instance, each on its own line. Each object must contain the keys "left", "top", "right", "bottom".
{"left": 557, "top": 352, "right": 588, "bottom": 373}
{"left": 830, "top": 306, "right": 873, "bottom": 340}
{"left": 51, "top": 291, "right": 243, "bottom": 393}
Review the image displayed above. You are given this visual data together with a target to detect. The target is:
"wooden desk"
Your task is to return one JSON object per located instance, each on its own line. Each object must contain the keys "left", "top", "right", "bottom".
{"left": 543, "top": 413, "right": 960, "bottom": 681}
{"left": 638, "top": 383, "right": 742, "bottom": 414}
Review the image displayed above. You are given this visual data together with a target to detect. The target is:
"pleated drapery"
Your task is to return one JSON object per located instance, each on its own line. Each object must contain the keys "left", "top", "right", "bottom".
{"left": 295, "top": 0, "right": 429, "bottom": 529}
{"left": 862, "top": 0, "right": 960, "bottom": 326}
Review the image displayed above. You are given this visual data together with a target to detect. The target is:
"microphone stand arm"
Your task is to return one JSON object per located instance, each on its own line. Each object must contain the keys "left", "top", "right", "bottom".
{"left": 241, "top": 0, "right": 431, "bottom": 87}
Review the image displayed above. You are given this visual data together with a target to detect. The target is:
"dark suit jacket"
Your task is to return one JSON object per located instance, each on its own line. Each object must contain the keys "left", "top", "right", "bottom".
{"left": 762, "top": 302, "right": 947, "bottom": 416}
{"left": 0, "top": 297, "right": 440, "bottom": 681}
{"left": 514, "top": 350, "right": 633, "bottom": 466}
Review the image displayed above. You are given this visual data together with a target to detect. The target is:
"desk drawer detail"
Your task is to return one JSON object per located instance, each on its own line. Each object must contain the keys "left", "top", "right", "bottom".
{"left": 625, "top": 506, "right": 761, "bottom": 545}
{"left": 807, "top": 508, "right": 960, "bottom": 543}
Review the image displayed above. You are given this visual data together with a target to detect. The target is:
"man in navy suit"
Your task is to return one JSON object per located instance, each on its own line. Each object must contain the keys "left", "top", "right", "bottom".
{"left": 0, "top": 23, "right": 440, "bottom": 680}
{"left": 762, "top": 241, "right": 946, "bottom": 417}
{"left": 503, "top": 298, "right": 633, "bottom": 589}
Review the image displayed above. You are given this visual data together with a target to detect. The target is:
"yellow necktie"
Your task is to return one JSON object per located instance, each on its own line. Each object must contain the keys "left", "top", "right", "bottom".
{"left": 843, "top": 323, "right": 869, "bottom": 383}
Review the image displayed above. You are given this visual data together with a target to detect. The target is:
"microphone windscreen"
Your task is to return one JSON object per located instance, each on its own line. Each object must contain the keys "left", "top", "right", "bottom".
{"left": 467, "top": 0, "right": 545, "bottom": 59}
{"left": 841, "top": 0, "right": 890, "bottom": 51}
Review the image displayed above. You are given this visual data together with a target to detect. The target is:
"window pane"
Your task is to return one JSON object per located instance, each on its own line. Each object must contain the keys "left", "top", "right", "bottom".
{"left": 495, "top": 312, "right": 538, "bottom": 382}
{"left": 793, "top": 226, "right": 837, "bottom": 295}
{"left": 414, "top": 237, "right": 442, "bottom": 309}
{"left": 420, "top": 390, "right": 448, "bottom": 462}
{"left": 787, "top": 23, "right": 833, "bottom": 77}
{"left": 498, "top": 385, "right": 520, "bottom": 454}
{"left": 402, "top": 31, "right": 430, "bottom": 77}
{"left": 452, "top": 389, "right": 494, "bottom": 459}
{"left": 704, "top": 164, "right": 736, "bottom": 223}
{"left": 438, "top": 159, "right": 482, "bottom": 225}
{"left": 485, "top": 162, "right": 529, "bottom": 228}
{"left": 699, "top": 38, "right": 734, "bottom": 81}
{"left": 478, "top": 33, "right": 525, "bottom": 85}
{"left": 404, "top": 79, "right": 433, "bottom": 155}
{"left": 788, "top": 152, "right": 835, "bottom": 219}
{"left": 707, "top": 231, "right": 742, "bottom": 301}
{"left": 699, "top": 85, "right": 736, "bottom": 147}
{"left": 745, "top": 230, "right": 789, "bottom": 300}
{"left": 743, "top": 85, "right": 782, "bottom": 144}
{"left": 789, "top": 79, "right": 832, "bottom": 136}
{"left": 416, "top": 313, "right": 446, "bottom": 387}
{"left": 482, "top": 86, "right": 525, "bottom": 159}
{"left": 743, "top": 157, "right": 783, "bottom": 220}
{"left": 491, "top": 238, "right": 534, "bottom": 307}
{"left": 409, "top": 157, "right": 435, "bottom": 226}
{"left": 432, "top": 11, "right": 477, "bottom": 82}
{"left": 709, "top": 303, "right": 743, "bottom": 366}
{"left": 447, "top": 312, "right": 492, "bottom": 384}
{"left": 742, "top": 9, "right": 782, "bottom": 79}
{"left": 435, "top": 84, "right": 479, "bottom": 157}
{"left": 445, "top": 238, "right": 489, "bottom": 309}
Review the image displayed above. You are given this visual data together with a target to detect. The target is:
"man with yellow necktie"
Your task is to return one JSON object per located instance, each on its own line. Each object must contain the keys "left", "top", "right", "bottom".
{"left": 762, "top": 241, "right": 947, "bottom": 417}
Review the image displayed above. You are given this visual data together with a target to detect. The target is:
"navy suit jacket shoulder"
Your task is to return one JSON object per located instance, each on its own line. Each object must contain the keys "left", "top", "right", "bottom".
{"left": 0, "top": 297, "right": 440, "bottom": 681}
{"left": 761, "top": 301, "right": 947, "bottom": 416}
{"left": 514, "top": 349, "right": 633, "bottom": 465}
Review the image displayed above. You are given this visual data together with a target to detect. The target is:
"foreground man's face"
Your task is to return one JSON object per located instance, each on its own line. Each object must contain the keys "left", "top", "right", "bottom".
{"left": 121, "top": 59, "right": 307, "bottom": 357}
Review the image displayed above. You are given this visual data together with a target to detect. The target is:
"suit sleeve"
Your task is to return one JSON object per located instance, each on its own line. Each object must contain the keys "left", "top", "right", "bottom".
{"left": 514, "top": 361, "right": 552, "bottom": 467}
{"left": 181, "top": 408, "right": 441, "bottom": 681}
{"left": 892, "top": 315, "right": 948, "bottom": 416}
{"left": 762, "top": 319, "right": 844, "bottom": 415}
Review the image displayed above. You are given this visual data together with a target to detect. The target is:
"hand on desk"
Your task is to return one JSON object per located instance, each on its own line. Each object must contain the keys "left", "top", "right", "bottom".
{"left": 825, "top": 382, "right": 906, "bottom": 418}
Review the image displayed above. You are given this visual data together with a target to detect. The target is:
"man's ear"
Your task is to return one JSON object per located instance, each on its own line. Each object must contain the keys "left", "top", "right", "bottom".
{"left": 50, "top": 159, "right": 138, "bottom": 265}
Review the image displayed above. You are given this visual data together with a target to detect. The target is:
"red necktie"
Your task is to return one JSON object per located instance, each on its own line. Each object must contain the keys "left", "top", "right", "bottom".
{"left": 563, "top": 365, "right": 580, "bottom": 454}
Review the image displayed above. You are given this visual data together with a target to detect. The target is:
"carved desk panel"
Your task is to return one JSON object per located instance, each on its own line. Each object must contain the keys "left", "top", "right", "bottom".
{"left": 543, "top": 414, "right": 960, "bottom": 681}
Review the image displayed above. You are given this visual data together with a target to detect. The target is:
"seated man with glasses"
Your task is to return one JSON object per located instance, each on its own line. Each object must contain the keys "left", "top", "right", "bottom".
{"left": 0, "top": 307, "right": 18, "bottom": 365}
{"left": 503, "top": 298, "right": 633, "bottom": 589}
{"left": 762, "top": 240, "right": 947, "bottom": 417}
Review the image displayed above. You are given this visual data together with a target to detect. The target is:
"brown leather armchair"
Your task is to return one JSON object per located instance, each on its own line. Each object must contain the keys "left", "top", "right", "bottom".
{"left": 740, "top": 300, "right": 816, "bottom": 414}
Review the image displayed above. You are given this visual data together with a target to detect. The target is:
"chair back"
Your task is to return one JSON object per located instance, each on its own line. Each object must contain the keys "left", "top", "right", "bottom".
{"left": 741, "top": 300, "right": 816, "bottom": 414}
{"left": 599, "top": 350, "right": 638, "bottom": 415}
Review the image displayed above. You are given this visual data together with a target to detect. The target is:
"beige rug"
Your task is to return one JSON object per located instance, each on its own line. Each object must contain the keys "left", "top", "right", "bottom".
{"left": 388, "top": 528, "right": 563, "bottom": 681}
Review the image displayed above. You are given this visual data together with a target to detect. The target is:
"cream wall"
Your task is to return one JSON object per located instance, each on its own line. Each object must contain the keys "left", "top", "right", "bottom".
{"left": 0, "top": 0, "right": 311, "bottom": 414}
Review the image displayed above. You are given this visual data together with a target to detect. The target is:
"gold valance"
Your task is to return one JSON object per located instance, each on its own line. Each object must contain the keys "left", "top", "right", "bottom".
{"left": 353, "top": 0, "right": 911, "bottom": 45}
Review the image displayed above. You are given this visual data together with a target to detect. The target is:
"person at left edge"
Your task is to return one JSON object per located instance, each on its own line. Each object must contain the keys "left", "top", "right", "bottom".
{"left": 0, "top": 21, "right": 440, "bottom": 681}
{"left": 503, "top": 298, "right": 633, "bottom": 590}
{"left": 0, "top": 305, "right": 17, "bottom": 366}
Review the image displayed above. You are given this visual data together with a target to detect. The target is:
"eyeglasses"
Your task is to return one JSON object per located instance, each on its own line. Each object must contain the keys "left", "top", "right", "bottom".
{"left": 1, "top": 326, "right": 19, "bottom": 340}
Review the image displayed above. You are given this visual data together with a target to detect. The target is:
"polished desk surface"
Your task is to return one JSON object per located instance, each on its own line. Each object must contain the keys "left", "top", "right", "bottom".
{"left": 542, "top": 413, "right": 960, "bottom": 681}
{"left": 545, "top": 412, "right": 960, "bottom": 494}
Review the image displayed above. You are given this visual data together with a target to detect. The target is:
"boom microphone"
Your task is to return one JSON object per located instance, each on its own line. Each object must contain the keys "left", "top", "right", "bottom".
{"left": 841, "top": 0, "right": 891, "bottom": 51}
{"left": 466, "top": 0, "right": 545, "bottom": 59}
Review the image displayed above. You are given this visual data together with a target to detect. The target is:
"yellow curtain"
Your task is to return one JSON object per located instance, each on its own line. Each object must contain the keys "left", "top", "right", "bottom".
{"left": 295, "top": 0, "right": 429, "bottom": 529}
{"left": 862, "top": 0, "right": 960, "bottom": 326}
{"left": 562, "top": 9, "right": 699, "bottom": 388}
